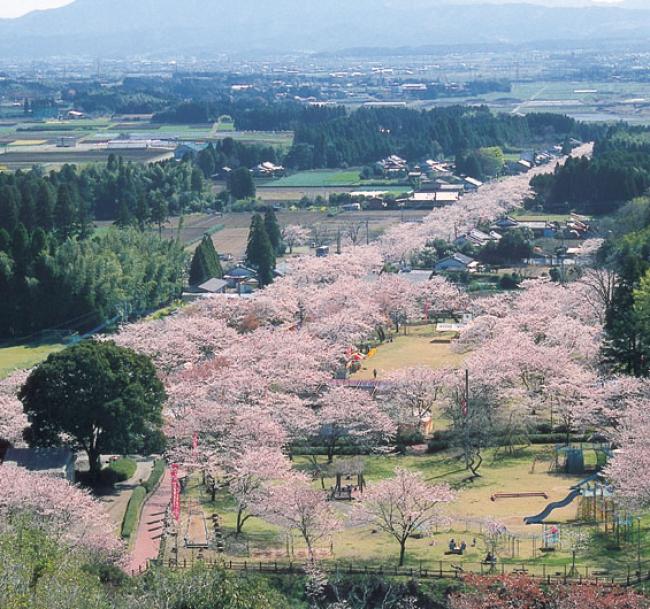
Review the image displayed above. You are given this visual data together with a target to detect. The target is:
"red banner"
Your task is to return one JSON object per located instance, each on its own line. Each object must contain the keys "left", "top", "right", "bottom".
{"left": 171, "top": 463, "right": 181, "bottom": 522}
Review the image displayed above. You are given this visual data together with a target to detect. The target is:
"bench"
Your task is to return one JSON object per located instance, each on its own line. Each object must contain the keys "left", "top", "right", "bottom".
{"left": 491, "top": 492, "right": 548, "bottom": 501}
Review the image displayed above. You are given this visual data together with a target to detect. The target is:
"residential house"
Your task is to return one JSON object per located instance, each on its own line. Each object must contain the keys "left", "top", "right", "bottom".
{"left": 463, "top": 177, "right": 483, "bottom": 191}
{"left": 435, "top": 253, "right": 479, "bottom": 273}
{"left": 252, "top": 162, "right": 285, "bottom": 178}
{"left": 224, "top": 265, "right": 259, "bottom": 294}
{"left": 196, "top": 278, "right": 228, "bottom": 294}
{"left": 454, "top": 229, "right": 500, "bottom": 248}
{"left": 174, "top": 142, "right": 209, "bottom": 161}
{"left": 493, "top": 216, "right": 520, "bottom": 231}
{"left": 3, "top": 447, "right": 76, "bottom": 482}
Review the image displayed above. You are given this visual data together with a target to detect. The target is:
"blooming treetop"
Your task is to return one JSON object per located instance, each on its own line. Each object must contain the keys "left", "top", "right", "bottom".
{"left": 0, "top": 465, "right": 123, "bottom": 562}
{"left": 353, "top": 468, "right": 454, "bottom": 566}
{"left": 262, "top": 474, "right": 341, "bottom": 561}
{"left": 380, "top": 366, "right": 447, "bottom": 425}
{"left": 315, "top": 386, "right": 396, "bottom": 462}
{"left": 0, "top": 370, "right": 29, "bottom": 447}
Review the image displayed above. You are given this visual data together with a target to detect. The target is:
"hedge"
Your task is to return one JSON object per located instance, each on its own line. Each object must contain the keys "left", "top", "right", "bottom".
{"left": 143, "top": 459, "right": 165, "bottom": 493}
{"left": 108, "top": 458, "right": 137, "bottom": 482}
{"left": 121, "top": 486, "right": 146, "bottom": 540}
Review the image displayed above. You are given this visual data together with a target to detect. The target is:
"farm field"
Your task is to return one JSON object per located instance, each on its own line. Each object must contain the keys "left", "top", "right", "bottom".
{"left": 147, "top": 209, "right": 429, "bottom": 259}
{"left": 209, "top": 209, "right": 429, "bottom": 259}
{"left": 268, "top": 169, "right": 409, "bottom": 188}
{"left": 0, "top": 341, "right": 65, "bottom": 380}
{"left": 421, "top": 80, "right": 650, "bottom": 124}
{"left": 0, "top": 147, "right": 173, "bottom": 170}
{"left": 353, "top": 325, "right": 465, "bottom": 380}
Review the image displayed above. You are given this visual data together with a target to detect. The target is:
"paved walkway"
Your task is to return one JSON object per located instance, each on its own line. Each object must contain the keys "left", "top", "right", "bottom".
{"left": 100, "top": 459, "right": 154, "bottom": 527}
{"left": 126, "top": 467, "right": 170, "bottom": 575}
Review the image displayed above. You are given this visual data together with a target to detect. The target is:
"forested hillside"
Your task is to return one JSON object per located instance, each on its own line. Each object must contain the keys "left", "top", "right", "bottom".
{"left": 530, "top": 127, "right": 650, "bottom": 215}
{"left": 0, "top": 162, "right": 189, "bottom": 339}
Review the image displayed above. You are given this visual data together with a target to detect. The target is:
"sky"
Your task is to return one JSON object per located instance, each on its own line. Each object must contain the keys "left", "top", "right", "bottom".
{"left": 0, "top": 0, "right": 627, "bottom": 19}
{"left": 0, "top": 0, "right": 73, "bottom": 19}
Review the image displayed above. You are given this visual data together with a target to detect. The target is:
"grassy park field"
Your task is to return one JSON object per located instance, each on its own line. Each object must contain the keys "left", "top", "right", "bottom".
{"left": 353, "top": 325, "right": 465, "bottom": 380}
{"left": 170, "top": 446, "right": 648, "bottom": 577}
{"left": 0, "top": 341, "right": 65, "bottom": 379}
{"left": 163, "top": 323, "right": 647, "bottom": 578}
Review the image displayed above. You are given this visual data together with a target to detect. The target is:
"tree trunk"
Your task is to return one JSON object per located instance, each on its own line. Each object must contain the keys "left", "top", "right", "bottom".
{"left": 235, "top": 507, "right": 245, "bottom": 536}
{"left": 87, "top": 448, "right": 102, "bottom": 481}
{"left": 327, "top": 444, "right": 335, "bottom": 464}
{"left": 399, "top": 540, "right": 406, "bottom": 567}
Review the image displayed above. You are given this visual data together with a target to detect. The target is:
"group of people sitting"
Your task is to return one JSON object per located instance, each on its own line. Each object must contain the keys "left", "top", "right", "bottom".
{"left": 447, "top": 538, "right": 470, "bottom": 555}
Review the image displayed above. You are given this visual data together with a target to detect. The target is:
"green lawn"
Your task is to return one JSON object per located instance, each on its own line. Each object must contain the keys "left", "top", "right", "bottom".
{"left": 0, "top": 341, "right": 65, "bottom": 379}
{"left": 172, "top": 447, "right": 627, "bottom": 574}
{"left": 352, "top": 325, "right": 465, "bottom": 380}
{"left": 268, "top": 169, "right": 409, "bottom": 188}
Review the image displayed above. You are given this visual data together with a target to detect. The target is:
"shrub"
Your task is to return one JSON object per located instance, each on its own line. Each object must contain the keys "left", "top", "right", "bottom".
{"left": 107, "top": 458, "right": 137, "bottom": 482}
{"left": 121, "top": 486, "right": 146, "bottom": 539}
{"left": 143, "top": 459, "right": 165, "bottom": 493}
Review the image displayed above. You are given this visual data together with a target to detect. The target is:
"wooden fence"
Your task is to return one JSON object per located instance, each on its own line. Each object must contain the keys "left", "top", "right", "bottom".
{"left": 138, "top": 557, "right": 650, "bottom": 588}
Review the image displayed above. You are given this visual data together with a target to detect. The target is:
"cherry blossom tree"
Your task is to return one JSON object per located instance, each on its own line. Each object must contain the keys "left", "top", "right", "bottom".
{"left": 0, "top": 465, "right": 123, "bottom": 562}
{"left": 262, "top": 474, "right": 341, "bottom": 562}
{"left": 282, "top": 224, "right": 311, "bottom": 254}
{"left": 315, "top": 387, "right": 396, "bottom": 463}
{"left": 605, "top": 400, "right": 650, "bottom": 510}
{"left": 449, "top": 574, "right": 649, "bottom": 609}
{"left": 353, "top": 468, "right": 454, "bottom": 566}
{"left": 380, "top": 367, "right": 447, "bottom": 427}
{"left": 374, "top": 274, "right": 420, "bottom": 333}
{"left": 227, "top": 447, "right": 293, "bottom": 536}
{"left": 0, "top": 370, "right": 29, "bottom": 447}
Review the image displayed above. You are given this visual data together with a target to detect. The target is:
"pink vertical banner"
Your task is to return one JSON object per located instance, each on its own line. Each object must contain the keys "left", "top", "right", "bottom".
{"left": 171, "top": 463, "right": 180, "bottom": 522}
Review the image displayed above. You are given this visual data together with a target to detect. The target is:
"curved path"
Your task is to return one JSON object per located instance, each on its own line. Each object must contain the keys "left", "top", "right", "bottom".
{"left": 126, "top": 467, "right": 170, "bottom": 575}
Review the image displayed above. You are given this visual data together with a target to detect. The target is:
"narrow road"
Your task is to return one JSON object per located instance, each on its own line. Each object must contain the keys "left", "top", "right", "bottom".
{"left": 98, "top": 458, "right": 154, "bottom": 527}
{"left": 126, "top": 467, "right": 170, "bottom": 575}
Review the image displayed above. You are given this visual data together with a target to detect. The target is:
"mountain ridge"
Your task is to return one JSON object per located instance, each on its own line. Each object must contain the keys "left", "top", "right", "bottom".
{"left": 2, "top": 0, "right": 650, "bottom": 58}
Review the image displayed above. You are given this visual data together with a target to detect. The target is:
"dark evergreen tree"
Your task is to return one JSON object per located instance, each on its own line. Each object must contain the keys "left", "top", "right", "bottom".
{"left": 245, "top": 214, "right": 275, "bottom": 287}
{"left": 189, "top": 234, "right": 223, "bottom": 286}
{"left": 264, "top": 207, "right": 282, "bottom": 254}
{"left": 55, "top": 184, "right": 76, "bottom": 239}
{"left": 228, "top": 167, "right": 256, "bottom": 200}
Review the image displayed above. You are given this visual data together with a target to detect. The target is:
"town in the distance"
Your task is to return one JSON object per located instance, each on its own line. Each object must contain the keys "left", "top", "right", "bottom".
{"left": 3, "top": 1, "right": 650, "bottom": 608}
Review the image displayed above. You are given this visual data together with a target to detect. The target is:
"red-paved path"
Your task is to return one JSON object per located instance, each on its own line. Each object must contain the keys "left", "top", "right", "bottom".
{"left": 126, "top": 468, "right": 170, "bottom": 575}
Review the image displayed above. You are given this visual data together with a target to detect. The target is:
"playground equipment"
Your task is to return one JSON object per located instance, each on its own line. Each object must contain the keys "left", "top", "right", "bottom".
{"left": 328, "top": 458, "right": 366, "bottom": 501}
{"left": 491, "top": 492, "right": 548, "bottom": 502}
{"left": 524, "top": 473, "right": 601, "bottom": 525}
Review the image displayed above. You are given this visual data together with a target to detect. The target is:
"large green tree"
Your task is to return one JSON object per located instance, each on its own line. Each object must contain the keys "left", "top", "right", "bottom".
{"left": 189, "top": 234, "right": 223, "bottom": 286}
{"left": 263, "top": 207, "right": 283, "bottom": 255}
{"left": 245, "top": 213, "right": 275, "bottom": 287}
{"left": 228, "top": 167, "right": 256, "bottom": 200}
{"left": 20, "top": 340, "right": 166, "bottom": 478}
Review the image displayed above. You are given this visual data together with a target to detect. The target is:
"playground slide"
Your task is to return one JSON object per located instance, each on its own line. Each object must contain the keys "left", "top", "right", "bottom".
{"left": 524, "top": 490, "right": 580, "bottom": 525}
{"left": 523, "top": 473, "right": 602, "bottom": 525}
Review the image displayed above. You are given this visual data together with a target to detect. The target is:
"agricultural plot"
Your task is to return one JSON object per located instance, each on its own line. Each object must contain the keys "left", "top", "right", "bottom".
{"left": 268, "top": 169, "right": 408, "bottom": 188}
{"left": 200, "top": 209, "right": 430, "bottom": 259}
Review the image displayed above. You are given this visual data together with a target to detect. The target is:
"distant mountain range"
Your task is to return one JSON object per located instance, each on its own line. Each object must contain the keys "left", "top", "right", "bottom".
{"left": 2, "top": 0, "right": 650, "bottom": 59}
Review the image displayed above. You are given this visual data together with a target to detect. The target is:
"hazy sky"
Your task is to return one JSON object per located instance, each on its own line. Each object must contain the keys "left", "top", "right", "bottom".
{"left": 0, "top": 0, "right": 626, "bottom": 19}
{"left": 0, "top": 0, "right": 73, "bottom": 19}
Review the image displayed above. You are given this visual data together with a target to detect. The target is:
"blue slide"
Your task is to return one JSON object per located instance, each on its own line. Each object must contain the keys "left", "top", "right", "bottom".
{"left": 524, "top": 472, "right": 601, "bottom": 525}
